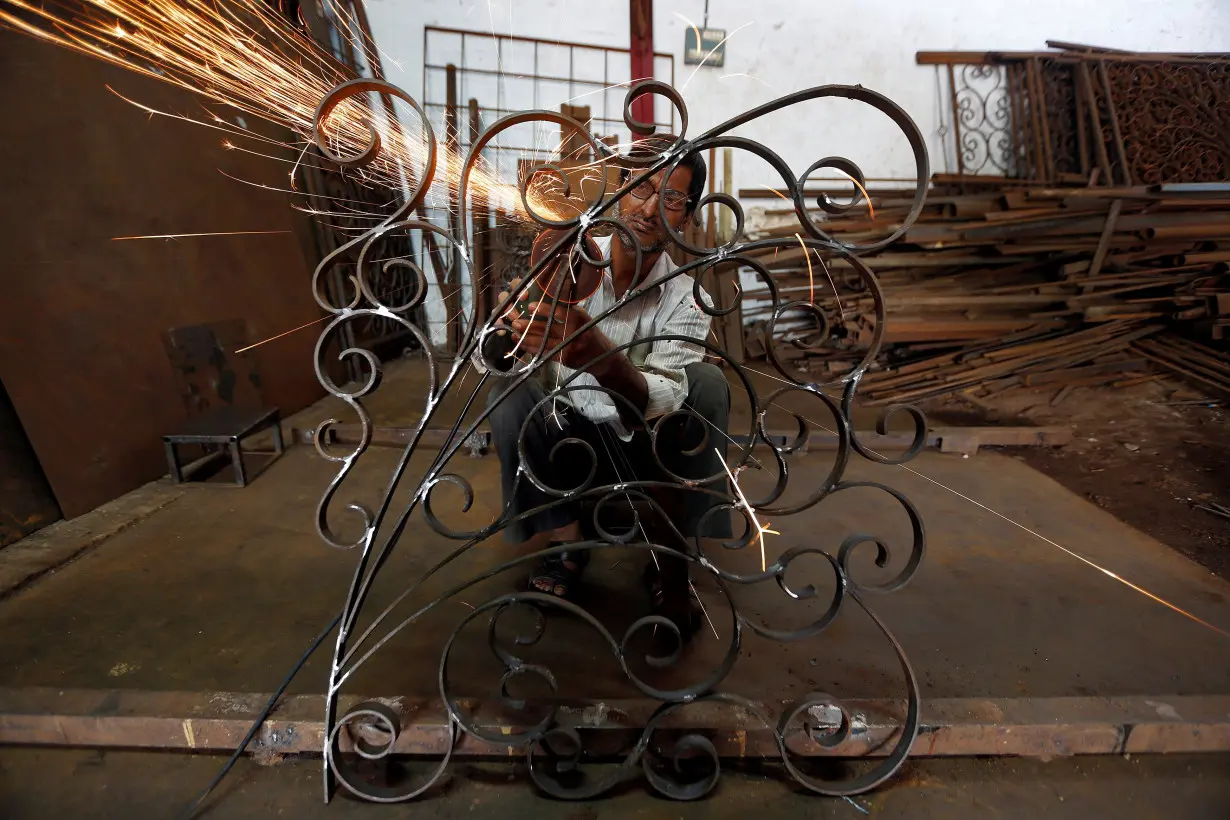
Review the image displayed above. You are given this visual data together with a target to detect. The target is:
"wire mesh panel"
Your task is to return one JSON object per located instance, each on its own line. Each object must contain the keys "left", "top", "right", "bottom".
{"left": 424, "top": 26, "right": 675, "bottom": 173}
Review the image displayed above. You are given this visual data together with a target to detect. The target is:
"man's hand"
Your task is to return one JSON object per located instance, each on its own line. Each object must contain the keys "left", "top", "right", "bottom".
{"left": 509, "top": 301, "right": 609, "bottom": 369}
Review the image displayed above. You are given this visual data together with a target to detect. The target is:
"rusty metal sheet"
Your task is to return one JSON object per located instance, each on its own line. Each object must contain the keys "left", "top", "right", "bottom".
{"left": 0, "top": 382, "right": 60, "bottom": 547}
{"left": 163, "top": 320, "right": 265, "bottom": 415}
{"left": 0, "top": 32, "right": 325, "bottom": 517}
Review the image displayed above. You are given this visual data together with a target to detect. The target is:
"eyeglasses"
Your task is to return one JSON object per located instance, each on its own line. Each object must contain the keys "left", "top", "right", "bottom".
{"left": 628, "top": 180, "right": 689, "bottom": 212}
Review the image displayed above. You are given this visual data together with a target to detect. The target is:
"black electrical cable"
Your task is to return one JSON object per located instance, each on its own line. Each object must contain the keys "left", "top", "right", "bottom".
{"left": 176, "top": 612, "right": 342, "bottom": 820}
{"left": 702, "top": 0, "right": 709, "bottom": 30}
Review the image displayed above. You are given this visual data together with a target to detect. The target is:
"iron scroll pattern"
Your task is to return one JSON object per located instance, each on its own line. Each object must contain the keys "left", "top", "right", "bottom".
{"left": 953, "top": 64, "right": 1015, "bottom": 176}
{"left": 307, "top": 78, "right": 931, "bottom": 802}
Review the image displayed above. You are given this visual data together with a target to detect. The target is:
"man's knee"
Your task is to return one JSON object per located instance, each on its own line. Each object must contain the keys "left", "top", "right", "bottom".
{"left": 685, "top": 362, "right": 730, "bottom": 418}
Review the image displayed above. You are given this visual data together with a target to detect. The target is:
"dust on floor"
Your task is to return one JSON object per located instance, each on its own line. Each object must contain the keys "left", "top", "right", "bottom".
{"left": 926, "top": 378, "right": 1230, "bottom": 580}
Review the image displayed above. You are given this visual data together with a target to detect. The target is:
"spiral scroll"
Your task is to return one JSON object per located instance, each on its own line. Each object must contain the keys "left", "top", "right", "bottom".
{"left": 304, "top": 77, "right": 932, "bottom": 804}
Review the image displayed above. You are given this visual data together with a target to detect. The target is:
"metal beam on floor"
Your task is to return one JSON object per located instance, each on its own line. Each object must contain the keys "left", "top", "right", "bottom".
{"left": 1, "top": 688, "right": 1227, "bottom": 759}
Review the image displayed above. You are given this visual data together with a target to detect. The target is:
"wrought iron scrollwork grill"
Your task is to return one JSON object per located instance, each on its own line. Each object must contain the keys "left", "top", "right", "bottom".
{"left": 308, "top": 77, "right": 931, "bottom": 802}
{"left": 953, "top": 63, "right": 1017, "bottom": 176}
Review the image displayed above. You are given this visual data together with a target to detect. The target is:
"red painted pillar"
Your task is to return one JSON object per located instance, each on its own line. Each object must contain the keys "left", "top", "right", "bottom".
{"left": 629, "top": 0, "right": 654, "bottom": 131}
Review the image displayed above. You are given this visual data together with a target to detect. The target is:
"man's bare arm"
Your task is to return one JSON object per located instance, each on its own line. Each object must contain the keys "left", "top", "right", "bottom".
{"left": 510, "top": 303, "right": 649, "bottom": 420}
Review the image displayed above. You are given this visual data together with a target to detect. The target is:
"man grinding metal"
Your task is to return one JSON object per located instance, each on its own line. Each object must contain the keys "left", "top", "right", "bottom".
{"left": 481, "top": 137, "right": 731, "bottom": 645}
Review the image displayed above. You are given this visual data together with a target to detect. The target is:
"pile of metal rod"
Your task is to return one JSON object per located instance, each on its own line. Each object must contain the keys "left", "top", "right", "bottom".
{"left": 738, "top": 180, "right": 1230, "bottom": 405}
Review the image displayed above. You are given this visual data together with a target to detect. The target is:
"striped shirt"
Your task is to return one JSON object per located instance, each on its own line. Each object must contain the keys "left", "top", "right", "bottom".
{"left": 504, "top": 235, "right": 713, "bottom": 439}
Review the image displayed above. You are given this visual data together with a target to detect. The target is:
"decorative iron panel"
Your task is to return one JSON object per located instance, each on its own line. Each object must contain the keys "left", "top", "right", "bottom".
{"left": 305, "top": 76, "right": 933, "bottom": 803}
{"left": 934, "top": 52, "right": 1230, "bottom": 185}
{"left": 1102, "top": 61, "right": 1230, "bottom": 185}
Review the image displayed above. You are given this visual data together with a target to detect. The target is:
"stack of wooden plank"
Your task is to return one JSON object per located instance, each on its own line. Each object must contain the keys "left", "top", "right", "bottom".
{"left": 737, "top": 180, "right": 1230, "bottom": 405}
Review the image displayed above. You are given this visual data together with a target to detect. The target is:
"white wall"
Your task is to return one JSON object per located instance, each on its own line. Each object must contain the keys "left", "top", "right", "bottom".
{"left": 364, "top": 0, "right": 1230, "bottom": 187}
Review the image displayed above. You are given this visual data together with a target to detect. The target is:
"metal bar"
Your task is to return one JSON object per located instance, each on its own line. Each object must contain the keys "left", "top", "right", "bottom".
{"left": 1045, "top": 40, "right": 1135, "bottom": 55}
{"left": 324, "top": 1, "right": 359, "bottom": 69}
{"left": 229, "top": 442, "right": 247, "bottom": 487}
{"left": 425, "top": 25, "right": 672, "bottom": 61}
{"left": 163, "top": 441, "right": 183, "bottom": 484}
{"left": 1154, "top": 182, "right": 1230, "bottom": 194}
{"left": 706, "top": 146, "right": 717, "bottom": 248}
{"left": 1006, "top": 63, "right": 1027, "bottom": 178}
{"left": 346, "top": 0, "right": 398, "bottom": 158}
{"left": 421, "top": 23, "right": 428, "bottom": 132}
{"left": 290, "top": 425, "right": 1073, "bottom": 452}
{"left": 668, "top": 50, "right": 676, "bottom": 131}
{"left": 1074, "top": 64, "right": 1089, "bottom": 178}
{"left": 349, "top": 1, "right": 384, "bottom": 77}
{"left": 1028, "top": 57, "right": 1056, "bottom": 182}
{"left": 1023, "top": 61, "right": 1047, "bottom": 182}
{"left": 444, "top": 64, "right": 462, "bottom": 352}
{"left": 720, "top": 147, "right": 733, "bottom": 241}
{"left": 1078, "top": 62, "right": 1113, "bottom": 186}
{"left": 946, "top": 64, "right": 964, "bottom": 178}
{"left": 469, "top": 97, "right": 491, "bottom": 325}
{"left": 1096, "top": 59, "right": 1133, "bottom": 185}
{"left": 271, "top": 418, "right": 285, "bottom": 455}
{"left": 1088, "top": 199, "right": 1124, "bottom": 278}
{"left": 4, "top": 689, "right": 1228, "bottom": 758}
{"left": 423, "top": 102, "right": 670, "bottom": 131}
{"left": 629, "top": 0, "right": 654, "bottom": 127}
{"left": 917, "top": 50, "right": 1230, "bottom": 65}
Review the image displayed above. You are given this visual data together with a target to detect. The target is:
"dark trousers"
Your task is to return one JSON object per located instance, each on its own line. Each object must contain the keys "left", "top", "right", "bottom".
{"left": 487, "top": 362, "right": 733, "bottom": 547}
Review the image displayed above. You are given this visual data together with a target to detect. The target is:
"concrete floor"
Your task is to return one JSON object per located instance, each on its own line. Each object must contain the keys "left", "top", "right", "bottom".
{"left": 2, "top": 358, "right": 1229, "bottom": 812}
{"left": 2, "top": 748, "right": 1228, "bottom": 819}
{"left": 0, "top": 420, "right": 1227, "bottom": 701}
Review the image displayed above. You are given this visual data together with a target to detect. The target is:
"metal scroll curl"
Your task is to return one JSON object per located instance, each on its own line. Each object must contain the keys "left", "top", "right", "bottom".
{"left": 305, "top": 77, "right": 932, "bottom": 804}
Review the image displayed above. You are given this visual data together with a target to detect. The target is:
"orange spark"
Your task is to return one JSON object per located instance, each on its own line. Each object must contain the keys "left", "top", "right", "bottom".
{"left": 795, "top": 232, "right": 815, "bottom": 307}
{"left": 834, "top": 169, "right": 876, "bottom": 219}
{"left": 111, "top": 230, "right": 291, "bottom": 241}
{"left": 234, "top": 315, "right": 329, "bottom": 353}
{"left": 1, "top": 0, "right": 571, "bottom": 221}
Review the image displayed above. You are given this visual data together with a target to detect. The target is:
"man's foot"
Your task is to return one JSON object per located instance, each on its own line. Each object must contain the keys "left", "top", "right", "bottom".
{"left": 643, "top": 561, "right": 702, "bottom": 644}
{"left": 529, "top": 552, "right": 585, "bottom": 599}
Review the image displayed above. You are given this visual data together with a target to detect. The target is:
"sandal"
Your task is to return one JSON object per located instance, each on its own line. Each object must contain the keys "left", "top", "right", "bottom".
{"left": 529, "top": 550, "right": 587, "bottom": 599}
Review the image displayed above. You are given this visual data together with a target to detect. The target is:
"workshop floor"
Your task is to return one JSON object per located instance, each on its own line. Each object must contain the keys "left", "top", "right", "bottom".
{"left": 0, "top": 416, "right": 1227, "bottom": 700}
{"left": 2, "top": 359, "right": 1229, "bottom": 813}
{"left": 3, "top": 747, "right": 1229, "bottom": 819}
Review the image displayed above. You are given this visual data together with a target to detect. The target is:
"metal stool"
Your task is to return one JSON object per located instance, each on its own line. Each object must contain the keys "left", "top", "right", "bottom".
{"left": 163, "top": 406, "right": 284, "bottom": 487}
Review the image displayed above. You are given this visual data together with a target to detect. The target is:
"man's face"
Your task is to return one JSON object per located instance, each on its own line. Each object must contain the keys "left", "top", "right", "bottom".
{"left": 617, "top": 165, "right": 694, "bottom": 253}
